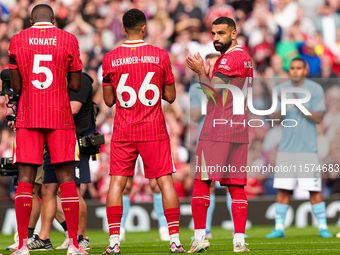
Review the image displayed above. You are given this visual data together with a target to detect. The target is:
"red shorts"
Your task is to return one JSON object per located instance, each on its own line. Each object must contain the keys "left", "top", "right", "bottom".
{"left": 195, "top": 140, "right": 247, "bottom": 186}
{"left": 13, "top": 128, "right": 79, "bottom": 165}
{"left": 110, "top": 139, "right": 175, "bottom": 179}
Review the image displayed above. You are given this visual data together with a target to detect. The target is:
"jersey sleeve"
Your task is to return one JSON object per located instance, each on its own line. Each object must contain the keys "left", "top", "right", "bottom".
{"left": 8, "top": 35, "right": 19, "bottom": 69}
{"left": 68, "top": 35, "right": 83, "bottom": 72}
{"left": 102, "top": 54, "right": 112, "bottom": 87}
{"left": 213, "top": 55, "right": 241, "bottom": 81}
{"left": 162, "top": 50, "right": 175, "bottom": 85}
{"left": 309, "top": 84, "right": 326, "bottom": 112}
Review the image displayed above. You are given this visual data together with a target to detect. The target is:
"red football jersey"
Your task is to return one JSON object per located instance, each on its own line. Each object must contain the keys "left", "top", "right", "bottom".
{"left": 199, "top": 45, "right": 253, "bottom": 143}
{"left": 8, "top": 22, "right": 83, "bottom": 129}
{"left": 102, "top": 40, "right": 174, "bottom": 141}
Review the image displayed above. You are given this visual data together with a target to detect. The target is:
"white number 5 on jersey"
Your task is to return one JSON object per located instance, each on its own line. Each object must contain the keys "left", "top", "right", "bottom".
{"left": 32, "top": 54, "right": 53, "bottom": 89}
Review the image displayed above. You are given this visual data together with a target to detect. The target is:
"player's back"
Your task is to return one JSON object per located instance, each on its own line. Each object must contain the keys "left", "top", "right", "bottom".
{"left": 102, "top": 41, "right": 174, "bottom": 141}
{"left": 9, "top": 23, "right": 82, "bottom": 129}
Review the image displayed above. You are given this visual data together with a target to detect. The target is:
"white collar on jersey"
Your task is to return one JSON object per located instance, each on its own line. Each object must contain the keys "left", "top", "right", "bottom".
{"left": 32, "top": 22, "right": 55, "bottom": 28}
{"left": 224, "top": 45, "right": 243, "bottom": 54}
{"left": 122, "top": 40, "right": 147, "bottom": 47}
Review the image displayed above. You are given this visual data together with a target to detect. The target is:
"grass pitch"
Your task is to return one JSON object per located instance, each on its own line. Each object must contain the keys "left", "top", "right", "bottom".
{"left": 1, "top": 226, "right": 340, "bottom": 254}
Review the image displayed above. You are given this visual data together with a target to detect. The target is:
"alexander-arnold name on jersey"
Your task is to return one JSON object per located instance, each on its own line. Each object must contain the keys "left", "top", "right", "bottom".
{"left": 29, "top": 36, "right": 57, "bottom": 46}
{"left": 112, "top": 56, "right": 159, "bottom": 67}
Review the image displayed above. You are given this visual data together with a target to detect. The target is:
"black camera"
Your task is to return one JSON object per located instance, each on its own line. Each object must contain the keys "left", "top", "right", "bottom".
{"left": 0, "top": 157, "right": 18, "bottom": 176}
{"left": 0, "top": 69, "right": 20, "bottom": 121}
{"left": 78, "top": 131, "right": 105, "bottom": 155}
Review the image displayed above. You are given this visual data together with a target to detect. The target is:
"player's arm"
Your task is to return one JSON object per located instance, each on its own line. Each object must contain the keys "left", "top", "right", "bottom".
{"left": 269, "top": 93, "right": 284, "bottom": 121}
{"left": 68, "top": 70, "right": 82, "bottom": 93}
{"left": 102, "top": 85, "right": 116, "bottom": 107}
{"left": 9, "top": 68, "right": 22, "bottom": 94}
{"left": 70, "top": 101, "right": 82, "bottom": 116}
{"left": 269, "top": 110, "right": 284, "bottom": 121}
{"left": 297, "top": 87, "right": 326, "bottom": 124}
{"left": 301, "top": 110, "right": 325, "bottom": 124}
{"left": 70, "top": 73, "right": 92, "bottom": 116}
{"left": 186, "top": 53, "right": 230, "bottom": 97}
{"left": 101, "top": 54, "right": 116, "bottom": 107}
{"left": 162, "top": 82, "right": 176, "bottom": 104}
{"left": 189, "top": 85, "right": 204, "bottom": 122}
{"left": 190, "top": 108, "right": 203, "bottom": 122}
{"left": 8, "top": 36, "right": 22, "bottom": 94}
{"left": 67, "top": 34, "right": 83, "bottom": 93}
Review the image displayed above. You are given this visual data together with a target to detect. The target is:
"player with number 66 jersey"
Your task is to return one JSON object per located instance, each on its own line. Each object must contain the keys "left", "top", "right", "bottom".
{"left": 101, "top": 9, "right": 186, "bottom": 254}
{"left": 102, "top": 40, "right": 173, "bottom": 142}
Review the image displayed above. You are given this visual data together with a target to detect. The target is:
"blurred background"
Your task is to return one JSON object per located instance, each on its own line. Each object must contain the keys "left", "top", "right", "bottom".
{"left": 0, "top": 0, "right": 339, "bottom": 217}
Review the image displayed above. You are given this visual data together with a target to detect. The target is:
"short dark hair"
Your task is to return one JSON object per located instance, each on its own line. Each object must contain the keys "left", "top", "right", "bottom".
{"left": 291, "top": 58, "right": 306, "bottom": 67}
{"left": 123, "top": 8, "right": 146, "bottom": 31}
{"left": 31, "top": 4, "right": 54, "bottom": 21}
{"left": 212, "top": 17, "right": 236, "bottom": 30}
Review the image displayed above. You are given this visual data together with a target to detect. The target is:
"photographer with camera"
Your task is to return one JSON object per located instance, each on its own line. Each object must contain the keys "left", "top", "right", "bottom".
{"left": 26, "top": 73, "right": 100, "bottom": 251}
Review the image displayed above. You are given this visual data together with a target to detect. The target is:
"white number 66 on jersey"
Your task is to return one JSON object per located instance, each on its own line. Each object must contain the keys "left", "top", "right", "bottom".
{"left": 116, "top": 72, "right": 160, "bottom": 108}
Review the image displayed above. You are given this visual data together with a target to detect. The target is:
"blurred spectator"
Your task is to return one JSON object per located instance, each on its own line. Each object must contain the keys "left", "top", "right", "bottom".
{"left": 147, "top": 0, "right": 175, "bottom": 45}
{"left": 204, "top": 0, "right": 235, "bottom": 29}
{"left": 64, "top": 13, "right": 95, "bottom": 52}
{"left": 315, "top": 2, "right": 340, "bottom": 49}
{"left": 94, "top": 17, "right": 115, "bottom": 52}
{"left": 250, "top": 28, "right": 276, "bottom": 72}
{"left": 297, "top": 0, "right": 325, "bottom": 20}
{"left": 295, "top": 7, "right": 316, "bottom": 39}
{"left": 187, "top": 29, "right": 216, "bottom": 60}
{"left": 275, "top": 26, "right": 301, "bottom": 71}
{"left": 243, "top": 0, "right": 278, "bottom": 49}
{"left": 172, "top": 0, "right": 202, "bottom": 38}
{"left": 315, "top": 56, "right": 339, "bottom": 91}
{"left": 297, "top": 38, "right": 321, "bottom": 77}
{"left": 273, "top": 0, "right": 298, "bottom": 35}
{"left": 264, "top": 54, "right": 289, "bottom": 85}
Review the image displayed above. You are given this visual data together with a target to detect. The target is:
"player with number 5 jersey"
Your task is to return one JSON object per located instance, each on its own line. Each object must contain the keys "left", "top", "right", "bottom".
{"left": 8, "top": 12, "right": 82, "bottom": 129}
{"left": 102, "top": 8, "right": 186, "bottom": 254}
{"left": 8, "top": 4, "right": 86, "bottom": 255}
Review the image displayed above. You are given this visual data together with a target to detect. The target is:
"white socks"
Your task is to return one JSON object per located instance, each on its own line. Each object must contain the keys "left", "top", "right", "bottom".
{"left": 233, "top": 233, "right": 245, "bottom": 246}
{"left": 109, "top": 235, "right": 120, "bottom": 247}
{"left": 319, "top": 224, "right": 327, "bottom": 230}
{"left": 275, "top": 223, "right": 285, "bottom": 231}
{"left": 170, "top": 233, "right": 180, "bottom": 246}
{"left": 194, "top": 229, "right": 206, "bottom": 241}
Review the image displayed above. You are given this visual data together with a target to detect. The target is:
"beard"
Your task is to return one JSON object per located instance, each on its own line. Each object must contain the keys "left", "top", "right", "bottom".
{"left": 214, "top": 40, "right": 232, "bottom": 52}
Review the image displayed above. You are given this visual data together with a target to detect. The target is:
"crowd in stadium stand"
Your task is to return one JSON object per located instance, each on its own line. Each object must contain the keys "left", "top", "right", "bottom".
{"left": 0, "top": 0, "right": 339, "bottom": 202}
